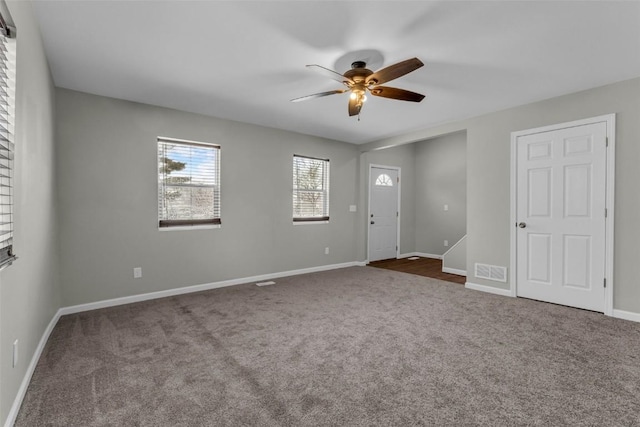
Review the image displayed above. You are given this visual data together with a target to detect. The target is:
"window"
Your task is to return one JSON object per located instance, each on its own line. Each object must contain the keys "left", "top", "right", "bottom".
{"left": 158, "top": 137, "right": 220, "bottom": 228}
{"left": 0, "top": 14, "right": 15, "bottom": 267}
{"left": 375, "top": 173, "right": 393, "bottom": 186}
{"left": 293, "top": 155, "right": 329, "bottom": 222}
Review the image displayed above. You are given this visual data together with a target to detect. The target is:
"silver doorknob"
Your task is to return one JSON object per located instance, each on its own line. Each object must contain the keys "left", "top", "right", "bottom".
{"left": 371, "top": 221, "right": 375, "bottom": 225}
{"left": 518, "top": 222, "right": 527, "bottom": 228}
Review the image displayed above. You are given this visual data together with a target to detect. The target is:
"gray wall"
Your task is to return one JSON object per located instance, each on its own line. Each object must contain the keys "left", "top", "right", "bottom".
{"left": 362, "top": 77, "right": 640, "bottom": 313}
{"left": 56, "top": 89, "right": 360, "bottom": 306}
{"left": 0, "top": 1, "right": 61, "bottom": 424}
{"left": 360, "top": 144, "right": 416, "bottom": 257}
{"left": 415, "top": 132, "right": 467, "bottom": 255}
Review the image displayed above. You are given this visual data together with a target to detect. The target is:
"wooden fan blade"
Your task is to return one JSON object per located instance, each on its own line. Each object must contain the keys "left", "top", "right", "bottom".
{"left": 369, "top": 86, "right": 425, "bottom": 102}
{"left": 290, "top": 89, "right": 346, "bottom": 102}
{"left": 366, "top": 58, "right": 424, "bottom": 86}
{"left": 306, "top": 64, "right": 354, "bottom": 84}
{"left": 348, "top": 97, "right": 361, "bottom": 116}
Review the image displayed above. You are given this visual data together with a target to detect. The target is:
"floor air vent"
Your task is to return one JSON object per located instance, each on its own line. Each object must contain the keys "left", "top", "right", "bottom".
{"left": 474, "top": 263, "right": 507, "bottom": 282}
{"left": 256, "top": 281, "right": 275, "bottom": 287}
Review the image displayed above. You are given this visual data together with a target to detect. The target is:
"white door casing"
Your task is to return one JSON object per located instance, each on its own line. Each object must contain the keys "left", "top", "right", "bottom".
{"left": 368, "top": 165, "right": 399, "bottom": 262}
{"left": 511, "top": 115, "right": 615, "bottom": 314}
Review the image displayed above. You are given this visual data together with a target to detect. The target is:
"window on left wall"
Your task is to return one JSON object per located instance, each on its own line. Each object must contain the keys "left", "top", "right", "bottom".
{"left": 0, "top": 13, "right": 16, "bottom": 267}
{"left": 157, "top": 137, "right": 221, "bottom": 228}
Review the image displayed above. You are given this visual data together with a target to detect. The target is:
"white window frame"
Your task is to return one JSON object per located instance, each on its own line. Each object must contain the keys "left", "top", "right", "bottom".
{"left": 157, "top": 137, "right": 221, "bottom": 230}
{"left": 292, "top": 154, "right": 330, "bottom": 224}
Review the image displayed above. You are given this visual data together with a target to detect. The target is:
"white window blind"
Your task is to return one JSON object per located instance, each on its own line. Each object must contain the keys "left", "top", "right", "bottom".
{"left": 293, "top": 155, "right": 329, "bottom": 221}
{"left": 158, "top": 137, "right": 221, "bottom": 228}
{"left": 0, "top": 14, "right": 15, "bottom": 267}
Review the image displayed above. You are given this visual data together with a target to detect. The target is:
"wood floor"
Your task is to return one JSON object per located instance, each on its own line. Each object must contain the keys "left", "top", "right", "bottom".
{"left": 368, "top": 257, "right": 466, "bottom": 284}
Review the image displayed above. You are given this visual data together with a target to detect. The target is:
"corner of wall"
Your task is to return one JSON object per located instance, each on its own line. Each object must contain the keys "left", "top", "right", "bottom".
{"left": 0, "top": 1, "right": 63, "bottom": 424}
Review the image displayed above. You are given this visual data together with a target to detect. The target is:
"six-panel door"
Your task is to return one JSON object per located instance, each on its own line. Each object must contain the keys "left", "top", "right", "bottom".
{"left": 516, "top": 122, "right": 607, "bottom": 312}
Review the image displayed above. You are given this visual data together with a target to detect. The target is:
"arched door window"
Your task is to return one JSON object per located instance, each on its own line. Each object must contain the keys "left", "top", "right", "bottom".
{"left": 375, "top": 173, "right": 393, "bottom": 186}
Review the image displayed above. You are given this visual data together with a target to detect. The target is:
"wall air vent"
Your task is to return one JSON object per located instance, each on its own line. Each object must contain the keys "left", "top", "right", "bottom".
{"left": 474, "top": 263, "right": 507, "bottom": 283}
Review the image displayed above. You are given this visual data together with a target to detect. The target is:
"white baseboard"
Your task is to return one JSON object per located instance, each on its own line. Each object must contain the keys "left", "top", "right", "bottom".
{"left": 465, "top": 281, "right": 513, "bottom": 297}
{"left": 5, "top": 309, "right": 62, "bottom": 427}
{"left": 60, "top": 261, "right": 363, "bottom": 315}
{"left": 398, "top": 252, "right": 442, "bottom": 260}
{"left": 442, "top": 267, "right": 467, "bottom": 276}
{"left": 612, "top": 309, "right": 640, "bottom": 323}
{"left": 416, "top": 252, "right": 443, "bottom": 260}
{"left": 398, "top": 253, "right": 414, "bottom": 259}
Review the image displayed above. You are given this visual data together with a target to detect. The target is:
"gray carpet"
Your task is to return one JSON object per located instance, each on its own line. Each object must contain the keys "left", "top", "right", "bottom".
{"left": 15, "top": 266, "right": 640, "bottom": 426}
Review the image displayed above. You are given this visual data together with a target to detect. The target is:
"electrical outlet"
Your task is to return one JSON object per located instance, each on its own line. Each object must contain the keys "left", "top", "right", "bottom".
{"left": 444, "top": 240, "right": 449, "bottom": 247}
{"left": 13, "top": 339, "right": 18, "bottom": 368}
{"left": 325, "top": 247, "right": 329, "bottom": 255}
{"left": 444, "top": 204, "right": 449, "bottom": 211}
{"left": 349, "top": 205, "right": 357, "bottom": 212}
{"left": 133, "top": 267, "right": 142, "bottom": 279}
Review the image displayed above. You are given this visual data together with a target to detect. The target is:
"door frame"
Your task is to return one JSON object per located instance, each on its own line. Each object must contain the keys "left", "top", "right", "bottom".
{"left": 367, "top": 164, "right": 401, "bottom": 263}
{"left": 509, "top": 114, "right": 615, "bottom": 315}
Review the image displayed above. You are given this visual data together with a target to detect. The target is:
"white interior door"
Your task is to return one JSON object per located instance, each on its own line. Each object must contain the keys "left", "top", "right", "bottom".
{"left": 369, "top": 167, "right": 399, "bottom": 262}
{"left": 516, "top": 122, "right": 607, "bottom": 312}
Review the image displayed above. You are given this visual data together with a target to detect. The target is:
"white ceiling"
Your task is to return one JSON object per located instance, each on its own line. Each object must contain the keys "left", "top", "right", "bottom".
{"left": 32, "top": 1, "right": 640, "bottom": 144}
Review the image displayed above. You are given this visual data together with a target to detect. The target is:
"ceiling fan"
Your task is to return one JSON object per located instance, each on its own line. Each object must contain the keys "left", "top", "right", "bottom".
{"left": 291, "top": 57, "right": 426, "bottom": 118}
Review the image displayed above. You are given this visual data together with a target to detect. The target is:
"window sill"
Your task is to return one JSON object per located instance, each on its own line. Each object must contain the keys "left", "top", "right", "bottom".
{"left": 158, "top": 224, "right": 221, "bottom": 232}
{"left": 0, "top": 256, "right": 17, "bottom": 271}
{"left": 293, "top": 220, "right": 329, "bottom": 226}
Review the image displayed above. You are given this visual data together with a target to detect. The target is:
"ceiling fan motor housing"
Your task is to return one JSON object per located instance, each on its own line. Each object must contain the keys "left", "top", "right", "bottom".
{"left": 344, "top": 61, "right": 373, "bottom": 83}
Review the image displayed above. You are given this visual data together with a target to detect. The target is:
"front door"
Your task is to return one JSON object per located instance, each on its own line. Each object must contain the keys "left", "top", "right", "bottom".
{"left": 369, "top": 166, "right": 399, "bottom": 262}
{"left": 515, "top": 121, "right": 607, "bottom": 312}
